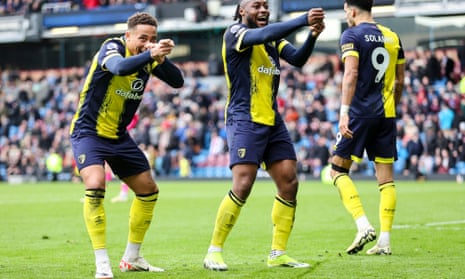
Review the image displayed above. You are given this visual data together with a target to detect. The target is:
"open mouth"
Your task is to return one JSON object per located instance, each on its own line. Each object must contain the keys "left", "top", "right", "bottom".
{"left": 256, "top": 15, "right": 268, "bottom": 26}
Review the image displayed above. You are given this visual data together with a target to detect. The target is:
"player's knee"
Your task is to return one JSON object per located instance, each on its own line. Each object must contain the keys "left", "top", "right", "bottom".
{"left": 330, "top": 163, "right": 350, "bottom": 177}
{"left": 83, "top": 177, "right": 106, "bottom": 190}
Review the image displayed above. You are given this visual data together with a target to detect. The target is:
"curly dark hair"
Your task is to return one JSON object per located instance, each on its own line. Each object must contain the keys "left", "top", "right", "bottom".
{"left": 127, "top": 12, "right": 158, "bottom": 30}
{"left": 345, "top": 0, "right": 373, "bottom": 12}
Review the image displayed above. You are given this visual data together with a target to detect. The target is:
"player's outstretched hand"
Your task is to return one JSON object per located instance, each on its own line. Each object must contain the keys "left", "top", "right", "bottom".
{"left": 310, "top": 21, "right": 325, "bottom": 37}
{"left": 147, "top": 39, "right": 175, "bottom": 63}
{"left": 338, "top": 114, "right": 353, "bottom": 139}
{"left": 307, "top": 8, "right": 325, "bottom": 26}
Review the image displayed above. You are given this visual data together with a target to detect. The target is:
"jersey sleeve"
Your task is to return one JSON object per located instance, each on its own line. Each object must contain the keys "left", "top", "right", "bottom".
{"left": 340, "top": 29, "right": 359, "bottom": 62}
{"left": 99, "top": 38, "right": 125, "bottom": 70}
{"left": 226, "top": 24, "right": 249, "bottom": 53}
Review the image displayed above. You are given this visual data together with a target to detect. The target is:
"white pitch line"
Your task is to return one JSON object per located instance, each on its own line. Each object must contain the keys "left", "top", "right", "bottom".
{"left": 393, "top": 220, "right": 465, "bottom": 229}
{"left": 425, "top": 220, "right": 465, "bottom": 226}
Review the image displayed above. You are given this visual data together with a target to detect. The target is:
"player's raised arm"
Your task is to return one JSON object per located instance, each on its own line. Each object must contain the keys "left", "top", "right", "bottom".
{"left": 279, "top": 9, "right": 326, "bottom": 67}
{"left": 241, "top": 14, "right": 307, "bottom": 46}
{"left": 104, "top": 49, "right": 153, "bottom": 76}
{"left": 152, "top": 58, "right": 184, "bottom": 88}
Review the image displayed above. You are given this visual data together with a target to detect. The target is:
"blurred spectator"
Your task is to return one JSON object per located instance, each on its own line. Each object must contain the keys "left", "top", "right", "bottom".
{"left": 83, "top": 0, "right": 100, "bottom": 10}
{"left": 434, "top": 148, "right": 455, "bottom": 175}
{"left": 425, "top": 49, "right": 442, "bottom": 83}
{"left": 405, "top": 126, "right": 424, "bottom": 179}
{"left": 437, "top": 49, "right": 456, "bottom": 83}
{"left": 178, "top": 151, "right": 191, "bottom": 178}
{"left": 207, "top": 129, "right": 225, "bottom": 158}
{"left": 438, "top": 102, "right": 455, "bottom": 134}
{"left": 25, "top": 0, "right": 45, "bottom": 14}
{"left": 207, "top": 53, "right": 223, "bottom": 76}
{"left": 45, "top": 148, "right": 62, "bottom": 181}
{"left": 307, "top": 136, "right": 330, "bottom": 178}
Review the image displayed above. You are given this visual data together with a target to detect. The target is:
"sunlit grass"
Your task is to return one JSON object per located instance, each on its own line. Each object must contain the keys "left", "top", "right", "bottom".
{"left": 1, "top": 179, "right": 464, "bottom": 278}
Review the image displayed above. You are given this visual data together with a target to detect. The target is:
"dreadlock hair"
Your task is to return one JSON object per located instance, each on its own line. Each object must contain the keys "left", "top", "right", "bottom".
{"left": 233, "top": 3, "right": 241, "bottom": 22}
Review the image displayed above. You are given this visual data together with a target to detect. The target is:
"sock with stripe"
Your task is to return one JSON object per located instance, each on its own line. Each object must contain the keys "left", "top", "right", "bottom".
{"left": 271, "top": 195, "right": 296, "bottom": 253}
{"left": 209, "top": 190, "right": 245, "bottom": 250}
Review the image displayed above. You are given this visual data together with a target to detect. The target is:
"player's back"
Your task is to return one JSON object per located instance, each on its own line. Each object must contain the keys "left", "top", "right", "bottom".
{"left": 340, "top": 22, "right": 403, "bottom": 118}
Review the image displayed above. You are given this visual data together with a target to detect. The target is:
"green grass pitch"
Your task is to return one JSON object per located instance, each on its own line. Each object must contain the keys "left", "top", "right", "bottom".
{"left": 1, "top": 179, "right": 464, "bottom": 278}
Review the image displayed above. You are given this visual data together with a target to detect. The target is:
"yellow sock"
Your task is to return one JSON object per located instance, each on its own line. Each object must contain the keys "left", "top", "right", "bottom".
{"left": 379, "top": 182, "right": 396, "bottom": 232}
{"left": 211, "top": 190, "right": 244, "bottom": 248}
{"left": 83, "top": 189, "right": 106, "bottom": 250}
{"left": 334, "top": 174, "right": 365, "bottom": 220}
{"left": 271, "top": 195, "right": 296, "bottom": 251}
{"left": 128, "top": 192, "right": 158, "bottom": 244}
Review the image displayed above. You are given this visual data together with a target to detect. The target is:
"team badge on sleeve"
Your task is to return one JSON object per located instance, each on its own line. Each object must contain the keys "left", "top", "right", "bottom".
{"left": 106, "top": 42, "right": 118, "bottom": 50}
{"left": 341, "top": 43, "right": 354, "bottom": 53}
{"left": 105, "top": 42, "right": 119, "bottom": 56}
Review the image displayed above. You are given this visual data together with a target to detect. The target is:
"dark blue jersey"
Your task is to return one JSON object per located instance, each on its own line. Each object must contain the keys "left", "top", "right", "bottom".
{"left": 70, "top": 36, "right": 183, "bottom": 139}
{"left": 340, "top": 22, "right": 405, "bottom": 118}
{"left": 222, "top": 14, "right": 315, "bottom": 126}
{"left": 223, "top": 23, "right": 287, "bottom": 126}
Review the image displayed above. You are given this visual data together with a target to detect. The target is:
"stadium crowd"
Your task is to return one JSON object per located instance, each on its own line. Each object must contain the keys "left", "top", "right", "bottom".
{"left": 0, "top": 0, "right": 226, "bottom": 16}
{"left": 0, "top": 47, "right": 465, "bottom": 183}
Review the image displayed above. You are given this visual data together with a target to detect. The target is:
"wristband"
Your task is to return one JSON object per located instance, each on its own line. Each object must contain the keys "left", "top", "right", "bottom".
{"left": 340, "top": 104, "right": 350, "bottom": 115}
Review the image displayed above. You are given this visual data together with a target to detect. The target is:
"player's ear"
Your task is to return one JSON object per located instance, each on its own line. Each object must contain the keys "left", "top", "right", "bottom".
{"left": 349, "top": 6, "right": 357, "bottom": 18}
{"left": 125, "top": 30, "right": 131, "bottom": 41}
{"left": 238, "top": 7, "right": 245, "bottom": 17}
{"left": 238, "top": 2, "right": 247, "bottom": 17}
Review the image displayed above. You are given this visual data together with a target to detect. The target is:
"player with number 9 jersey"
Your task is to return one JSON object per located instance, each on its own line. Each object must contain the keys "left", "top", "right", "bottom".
{"left": 329, "top": 0, "right": 406, "bottom": 258}
{"left": 340, "top": 22, "right": 404, "bottom": 118}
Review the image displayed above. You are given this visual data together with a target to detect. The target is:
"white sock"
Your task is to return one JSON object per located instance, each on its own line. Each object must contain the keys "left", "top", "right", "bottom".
{"left": 377, "top": 232, "right": 390, "bottom": 247}
{"left": 123, "top": 242, "right": 141, "bottom": 261}
{"left": 95, "top": 248, "right": 110, "bottom": 263}
{"left": 355, "top": 215, "right": 371, "bottom": 231}
{"left": 269, "top": 249, "right": 285, "bottom": 258}
{"left": 207, "top": 245, "right": 222, "bottom": 253}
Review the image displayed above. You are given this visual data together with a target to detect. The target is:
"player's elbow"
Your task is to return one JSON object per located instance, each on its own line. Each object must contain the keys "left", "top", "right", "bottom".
{"left": 286, "top": 57, "right": 306, "bottom": 68}
{"left": 172, "top": 79, "right": 184, "bottom": 88}
{"left": 293, "top": 60, "right": 306, "bottom": 68}
{"left": 169, "top": 76, "right": 184, "bottom": 88}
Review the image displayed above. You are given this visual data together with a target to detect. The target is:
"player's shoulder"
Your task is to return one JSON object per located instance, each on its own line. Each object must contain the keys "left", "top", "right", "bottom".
{"left": 340, "top": 26, "right": 359, "bottom": 44}
{"left": 102, "top": 36, "right": 124, "bottom": 45}
{"left": 99, "top": 36, "right": 125, "bottom": 55}
{"left": 227, "top": 23, "right": 247, "bottom": 38}
{"left": 375, "top": 23, "right": 402, "bottom": 44}
{"left": 375, "top": 22, "right": 393, "bottom": 31}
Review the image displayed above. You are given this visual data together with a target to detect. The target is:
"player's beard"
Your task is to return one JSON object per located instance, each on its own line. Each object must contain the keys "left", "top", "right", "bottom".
{"left": 245, "top": 15, "right": 260, "bottom": 28}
